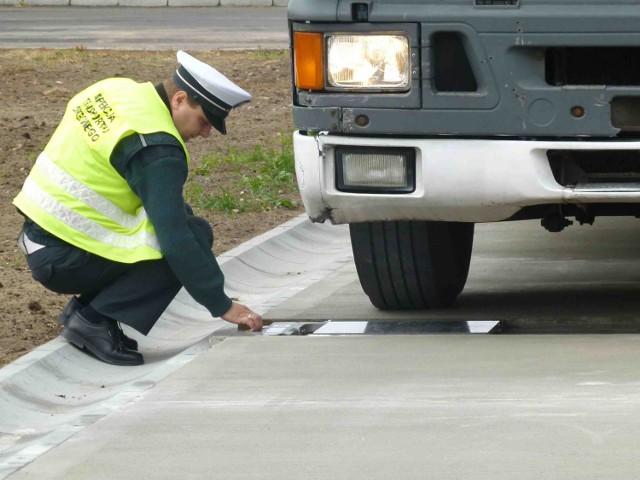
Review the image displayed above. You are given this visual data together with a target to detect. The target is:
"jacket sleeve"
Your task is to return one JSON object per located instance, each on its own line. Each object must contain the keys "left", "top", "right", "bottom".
{"left": 111, "top": 133, "right": 233, "bottom": 317}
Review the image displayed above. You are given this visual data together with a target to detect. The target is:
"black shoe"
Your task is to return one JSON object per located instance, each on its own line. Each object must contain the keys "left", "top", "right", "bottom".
{"left": 58, "top": 297, "right": 139, "bottom": 351}
{"left": 62, "top": 311, "right": 144, "bottom": 366}
{"left": 58, "top": 296, "right": 83, "bottom": 326}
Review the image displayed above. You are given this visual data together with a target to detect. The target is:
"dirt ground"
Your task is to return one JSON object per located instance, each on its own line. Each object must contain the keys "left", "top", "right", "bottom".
{"left": 0, "top": 49, "right": 302, "bottom": 367}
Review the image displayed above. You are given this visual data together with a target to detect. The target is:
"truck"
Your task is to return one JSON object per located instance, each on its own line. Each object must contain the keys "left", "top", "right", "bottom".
{"left": 287, "top": 0, "right": 640, "bottom": 310}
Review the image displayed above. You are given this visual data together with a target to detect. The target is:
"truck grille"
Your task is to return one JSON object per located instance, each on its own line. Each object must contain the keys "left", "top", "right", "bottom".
{"left": 546, "top": 47, "right": 640, "bottom": 86}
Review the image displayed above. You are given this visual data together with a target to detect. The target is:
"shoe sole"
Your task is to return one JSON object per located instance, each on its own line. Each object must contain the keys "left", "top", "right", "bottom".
{"left": 62, "top": 328, "right": 144, "bottom": 367}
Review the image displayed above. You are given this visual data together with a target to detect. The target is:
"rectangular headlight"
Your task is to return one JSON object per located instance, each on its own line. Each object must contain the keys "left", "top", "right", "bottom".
{"left": 336, "top": 147, "right": 415, "bottom": 193}
{"left": 327, "top": 34, "right": 410, "bottom": 91}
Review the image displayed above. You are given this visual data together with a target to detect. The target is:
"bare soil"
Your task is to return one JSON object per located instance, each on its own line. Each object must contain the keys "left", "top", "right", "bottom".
{"left": 0, "top": 49, "right": 301, "bottom": 367}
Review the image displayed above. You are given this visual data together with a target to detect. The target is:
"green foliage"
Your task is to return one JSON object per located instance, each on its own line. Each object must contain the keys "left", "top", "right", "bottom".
{"left": 186, "top": 135, "right": 298, "bottom": 214}
{"left": 10, "top": 255, "right": 25, "bottom": 269}
{"left": 245, "top": 49, "right": 288, "bottom": 62}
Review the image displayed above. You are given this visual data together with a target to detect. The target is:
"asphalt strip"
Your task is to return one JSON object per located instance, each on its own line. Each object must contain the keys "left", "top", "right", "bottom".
{"left": 0, "top": 215, "right": 352, "bottom": 479}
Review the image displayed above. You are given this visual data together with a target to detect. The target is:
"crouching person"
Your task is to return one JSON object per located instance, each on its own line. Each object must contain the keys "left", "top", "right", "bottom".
{"left": 13, "top": 51, "right": 263, "bottom": 366}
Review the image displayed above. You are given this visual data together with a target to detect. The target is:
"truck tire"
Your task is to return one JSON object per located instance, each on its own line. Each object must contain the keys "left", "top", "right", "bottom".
{"left": 349, "top": 221, "right": 474, "bottom": 309}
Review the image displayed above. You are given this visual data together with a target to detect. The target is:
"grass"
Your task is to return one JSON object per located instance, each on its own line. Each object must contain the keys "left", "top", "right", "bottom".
{"left": 245, "top": 49, "right": 287, "bottom": 62}
{"left": 186, "top": 135, "right": 298, "bottom": 214}
{"left": 10, "top": 255, "right": 25, "bottom": 269}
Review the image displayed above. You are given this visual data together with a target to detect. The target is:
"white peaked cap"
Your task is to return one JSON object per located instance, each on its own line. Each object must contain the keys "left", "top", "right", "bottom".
{"left": 173, "top": 50, "right": 251, "bottom": 135}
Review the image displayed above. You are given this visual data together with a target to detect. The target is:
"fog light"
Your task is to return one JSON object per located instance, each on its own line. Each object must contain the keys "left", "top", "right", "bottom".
{"left": 335, "top": 147, "right": 415, "bottom": 193}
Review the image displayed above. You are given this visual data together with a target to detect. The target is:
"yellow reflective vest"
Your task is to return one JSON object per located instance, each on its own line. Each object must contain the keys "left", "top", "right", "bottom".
{"left": 13, "top": 78, "right": 190, "bottom": 263}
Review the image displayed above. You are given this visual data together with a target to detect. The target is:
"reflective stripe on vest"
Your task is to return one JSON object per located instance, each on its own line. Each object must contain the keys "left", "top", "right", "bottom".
{"left": 20, "top": 152, "right": 160, "bottom": 252}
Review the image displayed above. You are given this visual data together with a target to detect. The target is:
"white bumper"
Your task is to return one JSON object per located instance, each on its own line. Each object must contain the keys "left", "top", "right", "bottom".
{"left": 294, "top": 132, "right": 640, "bottom": 224}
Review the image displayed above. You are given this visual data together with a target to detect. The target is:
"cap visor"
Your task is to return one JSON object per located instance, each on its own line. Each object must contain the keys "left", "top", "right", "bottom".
{"left": 203, "top": 109, "right": 227, "bottom": 135}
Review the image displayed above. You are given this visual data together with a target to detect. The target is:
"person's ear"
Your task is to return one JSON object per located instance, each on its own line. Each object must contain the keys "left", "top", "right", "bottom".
{"left": 171, "top": 90, "right": 188, "bottom": 110}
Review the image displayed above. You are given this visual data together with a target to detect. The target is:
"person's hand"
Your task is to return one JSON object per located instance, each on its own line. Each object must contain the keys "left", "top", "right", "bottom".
{"left": 221, "top": 302, "right": 263, "bottom": 331}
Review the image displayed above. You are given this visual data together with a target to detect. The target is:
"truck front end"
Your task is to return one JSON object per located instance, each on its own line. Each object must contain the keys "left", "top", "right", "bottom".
{"left": 289, "top": 0, "right": 640, "bottom": 310}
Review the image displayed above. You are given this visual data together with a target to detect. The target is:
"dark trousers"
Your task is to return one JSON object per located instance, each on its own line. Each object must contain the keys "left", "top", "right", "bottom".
{"left": 25, "top": 216, "right": 213, "bottom": 335}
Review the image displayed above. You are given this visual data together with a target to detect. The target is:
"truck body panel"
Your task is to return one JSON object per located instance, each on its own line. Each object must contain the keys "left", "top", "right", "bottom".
{"left": 289, "top": 0, "right": 640, "bottom": 225}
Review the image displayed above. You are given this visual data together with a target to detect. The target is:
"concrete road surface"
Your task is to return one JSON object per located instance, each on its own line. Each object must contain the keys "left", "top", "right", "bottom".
{"left": 13, "top": 334, "right": 640, "bottom": 480}
{"left": 0, "top": 6, "right": 289, "bottom": 50}
{"left": 7, "top": 218, "right": 640, "bottom": 479}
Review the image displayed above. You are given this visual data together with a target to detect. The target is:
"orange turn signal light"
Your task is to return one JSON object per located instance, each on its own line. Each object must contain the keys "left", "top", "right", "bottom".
{"left": 294, "top": 32, "right": 324, "bottom": 91}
